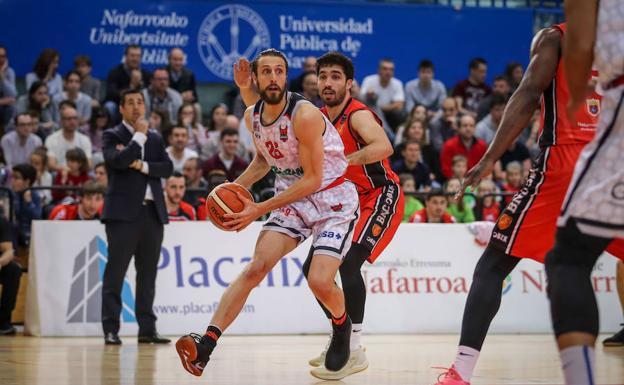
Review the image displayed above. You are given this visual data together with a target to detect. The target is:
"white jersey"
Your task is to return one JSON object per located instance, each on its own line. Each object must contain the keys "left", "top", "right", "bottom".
{"left": 251, "top": 92, "right": 347, "bottom": 192}
{"left": 595, "top": 0, "right": 624, "bottom": 87}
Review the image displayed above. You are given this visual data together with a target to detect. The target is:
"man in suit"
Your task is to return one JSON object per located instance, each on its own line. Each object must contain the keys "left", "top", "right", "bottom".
{"left": 167, "top": 48, "right": 198, "bottom": 104}
{"left": 101, "top": 88, "right": 173, "bottom": 345}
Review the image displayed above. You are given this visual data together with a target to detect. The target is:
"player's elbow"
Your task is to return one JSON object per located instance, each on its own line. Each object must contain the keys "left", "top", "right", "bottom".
{"left": 383, "top": 141, "right": 394, "bottom": 158}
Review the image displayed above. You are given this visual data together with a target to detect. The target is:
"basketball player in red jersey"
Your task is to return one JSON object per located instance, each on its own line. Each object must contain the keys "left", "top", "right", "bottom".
{"left": 433, "top": 23, "right": 624, "bottom": 385}
{"left": 234, "top": 52, "right": 404, "bottom": 380}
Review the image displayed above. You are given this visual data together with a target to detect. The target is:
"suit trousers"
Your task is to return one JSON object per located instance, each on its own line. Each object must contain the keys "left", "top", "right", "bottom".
{"left": 102, "top": 202, "right": 164, "bottom": 335}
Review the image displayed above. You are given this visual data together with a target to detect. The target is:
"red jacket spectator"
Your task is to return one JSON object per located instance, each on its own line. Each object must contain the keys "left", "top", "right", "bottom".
{"left": 408, "top": 208, "right": 456, "bottom": 224}
{"left": 440, "top": 136, "right": 487, "bottom": 179}
{"left": 168, "top": 201, "right": 196, "bottom": 221}
{"left": 203, "top": 154, "right": 248, "bottom": 182}
{"left": 52, "top": 172, "right": 90, "bottom": 201}
{"left": 481, "top": 205, "right": 500, "bottom": 222}
{"left": 49, "top": 203, "right": 102, "bottom": 220}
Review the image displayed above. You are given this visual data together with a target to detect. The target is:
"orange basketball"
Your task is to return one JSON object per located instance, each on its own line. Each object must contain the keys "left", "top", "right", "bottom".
{"left": 205, "top": 183, "right": 254, "bottom": 231}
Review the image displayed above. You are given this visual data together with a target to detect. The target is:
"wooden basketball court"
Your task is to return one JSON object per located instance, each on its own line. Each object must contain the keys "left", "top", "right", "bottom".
{"left": 0, "top": 334, "right": 622, "bottom": 384}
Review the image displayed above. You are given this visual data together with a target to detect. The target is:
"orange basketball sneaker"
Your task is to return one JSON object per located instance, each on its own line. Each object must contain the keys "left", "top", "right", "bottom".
{"left": 433, "top": 366, "right": 470, "bottom": 385}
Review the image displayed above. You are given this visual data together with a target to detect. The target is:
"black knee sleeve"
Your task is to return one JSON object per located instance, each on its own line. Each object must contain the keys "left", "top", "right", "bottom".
{"left": 546, "top": 219, "right": 611, "bottom": 337}
{"left": 459, "top": 245, "right": 520, "bottom": 350}
{"left": 339, "top": 243, "right": 369, "bottom": 324}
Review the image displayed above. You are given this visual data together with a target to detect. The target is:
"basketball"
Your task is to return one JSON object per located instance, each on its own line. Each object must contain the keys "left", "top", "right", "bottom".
{"left": 205, "top": 183, "right": 254, "bottom": 231}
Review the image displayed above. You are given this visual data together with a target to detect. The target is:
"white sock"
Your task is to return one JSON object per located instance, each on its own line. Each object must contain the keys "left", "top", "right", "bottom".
{"left": 453, "top": 345, "right": 480, "bottom": 382}
{"left": 560, "top": 345, "right": 595, "bottom": 385}
{"left": 351, "top": 323, "right": 362, "bottom": 351}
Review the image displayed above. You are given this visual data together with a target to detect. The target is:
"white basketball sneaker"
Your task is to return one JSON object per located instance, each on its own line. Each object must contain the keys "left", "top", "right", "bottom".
{"left": 310, "top": 347, "right": 369, "bottom": 380}
{"left": 308, "top": 332, "right": 331, "bottom": 367}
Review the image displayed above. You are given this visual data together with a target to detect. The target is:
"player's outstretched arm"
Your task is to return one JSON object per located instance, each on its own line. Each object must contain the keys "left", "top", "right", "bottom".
{"left": 458, "top": 27, "right": 560, "bottom": 197}
{"left": 233, "top": 58, "right": 261, "bottom": 107}
{"left": 564, "top": 0, "right": 598, "bottom": 122}
{"left": 233, "top": 107, "right": 271, "bottom": 189}
{"left": 346, "top": 109, "right": 393, "bottom": 165}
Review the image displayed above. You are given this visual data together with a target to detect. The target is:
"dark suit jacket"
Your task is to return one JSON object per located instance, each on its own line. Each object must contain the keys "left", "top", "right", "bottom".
{"left": 105, "top": 64, "right": 152, "bottom": 104}
{"left": 167, "top": 66, "right": 198, "bottom": 103}
{"left": 101, "top": 124, "right": 173, "bottom": 224}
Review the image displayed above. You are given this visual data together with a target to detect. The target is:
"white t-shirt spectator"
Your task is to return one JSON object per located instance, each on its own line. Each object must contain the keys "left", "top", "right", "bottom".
{"left": 166, "top": 146, "right": 198, "bottom": 172}
{"left": 359, "top": 74, "right": 405, "bottom": 107}
{"left": 44, "top": 131, "right": 92, "bottom": 167}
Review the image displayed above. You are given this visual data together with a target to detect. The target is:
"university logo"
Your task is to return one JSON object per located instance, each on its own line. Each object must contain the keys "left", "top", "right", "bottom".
{"left": 66, "top": 236, "right": 136, "bottom": 323}
{"left": 198, "top": 4, "right": 271, "bottom": 80}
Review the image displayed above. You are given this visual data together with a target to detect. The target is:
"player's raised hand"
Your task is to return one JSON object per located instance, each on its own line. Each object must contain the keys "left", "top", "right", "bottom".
{"left": 456, "top": 157, "right": 495, "bottom": 201}
{"left": 233, "top": 57, "right": 252, "bottom": 90}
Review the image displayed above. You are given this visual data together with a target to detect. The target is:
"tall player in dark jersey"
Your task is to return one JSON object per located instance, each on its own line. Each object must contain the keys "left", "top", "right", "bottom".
{"left": 234, "top": 52, "right": 404, "bottom": 380}
{"left": 433, "top": 24, "right": 624, "bottom": 385}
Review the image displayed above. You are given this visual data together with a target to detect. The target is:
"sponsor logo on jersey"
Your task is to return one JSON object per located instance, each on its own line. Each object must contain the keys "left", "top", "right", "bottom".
{"left": 375, "top": 184, "right": 397, "bottom": 226}
{"left": 330, "top": 203, "right": 343, "bottom": 212}
{"left": 279, "top": 117, "right": 289, "bottom": 142}
{"left": 372, "top": 224, "right": 383, "bottom": 237}
{"left": 271, "top": 165, "right": 304, "bottom": 177}
{"left": 586, "top": 98, "right": 600, "bottom": 116}
{"left": 492, "top": 231, "right": 509, "bottom": 243}
{"left": 497, "top": 214, "right": 513, "bottom": 230}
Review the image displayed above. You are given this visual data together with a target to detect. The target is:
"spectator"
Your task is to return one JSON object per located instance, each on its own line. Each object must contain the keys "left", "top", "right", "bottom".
{"left": 149, "top": 109, "right": 172, "bottom": 138}
{"left": 52, "top": 148, "right": 90, "bottom": 202}
{"left": 44, "top": 103, "right": 92, "bottom": 171}
{"left": 2, "top": 113, "right": 42, "bottom": 167}
{"left": 49, "top": 180, "right": 104, "bottom": 220}
{"left": 452, "top": 57, "right": 491, "bottom": 116}
{"left": 405, "top": 60, "right": 447, "bottom": 114}
{"left": 52, "top": 70, "right": 92, "bottom": 126}
{"left": 165, "top": 172, "right": 196, "bottom": 221}
{"left": 104, "top": 45, "right": 151, "bottom": 119}
{"left": 177, "top": 102, "right": 207, "bottom": 154}
{"left": 505, "top": 61, "right": 524, "bottom": 91}
{"left": 167, "top": 48, "right": 198, "bottom": 104}
{"left": 408, "top": 189, "right": 456, "bottom": 223}
{"left": 166, "top": 126, "right": 198, "bottom": 172}
{"left": 399, "top": 173, "right": 424, "bottom": 222}
{"left": 393, "top": 119, "right": 440, "bottom": 181}
{"left": 477, "top": 76, "right": 512, "bottom": 121}
{"left": 360, "top": 58, "right": 405, "bottom": 131}
{"left": 440, "top": 115, "right": 487, "bottom": 179}
{"left": 203, "top": 128, "right": 248, "bottom": 182}
{"left": 26, "top": 48, "right": 62, "bottom": 97}
{"left": 11, "top": 164, "right": 41, "bottom": 246}
{"left": 477, "top": 179, "right": 500, "bottom": 222}
{"left": 141, "top": 68, "right": 182, "bottom": 125}
{"left": 501, "top": 161, "right": 523, "bottom": 204}
{"left": 182, "top": 157, "right": 208, "bottom": 208}
{"left": 0, "top": 45, "right": 16, "bottom": 129}
{"left": 301, "top": 71, "right": 322, "bottom": 107}
{"left": 445, "top": 177, "right": 475, "bottom": 223}
{"left": 289, "top": 56, "right": 316, "bottom": 92}
{"left": 93, "top": 162, "right": 108, "bottom": 188}
{"left": 429, "top": 97, "right": 460, "bottom": 151}
{"left": 391, "top": 140, "right": 431, "bottom": 190}
{"left": 476, "top": 93, "right": 508, "bottom": 144}
{"left": 15, "top": 81, "right": 55, "bottom": 136}
{"left": 29, "top": 147, "right": 52, "bottom": 205}
{"left": 499, "top": 139, "right": 532, "bottom": 175}
{"left": 201, "top": 103, "right": 228, "bottom": 159}
{"left": 451, "top": 155, "right": 468, "bottom": 181}
{"left": 82, "top": 106, "right": 111, "bottom": 159}
{"left": 0, "top": 213, "right": 21, "bottom": 335}
{"left": 394, "top": 104, "right": 429, "bottom": 146}
{"left": 74, "top": 55, "right": 101, "bottom": 105}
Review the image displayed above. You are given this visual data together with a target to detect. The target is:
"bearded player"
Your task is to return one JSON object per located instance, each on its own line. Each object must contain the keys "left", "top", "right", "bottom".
{"left": 175, "top": 49, "right": 359, "bottom": 377}
{"left": 433, "top": 22, "right": 624, "bottom": 385}
{"left": 234, "top": 51, "right": 404, "bottom": 380}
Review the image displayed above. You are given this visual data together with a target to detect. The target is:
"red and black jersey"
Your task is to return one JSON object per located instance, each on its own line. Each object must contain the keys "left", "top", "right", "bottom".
{"left": 48, "top": 203, "right": 102, "bottom": 220}
{"left": 538, "top": 23, "right": 602, "bottom": 147}
{"left": 168, "top": 201, "right": 196, "bottom": 221}
{"left": 320, "top": 98, "right": 400, "bottom": 194}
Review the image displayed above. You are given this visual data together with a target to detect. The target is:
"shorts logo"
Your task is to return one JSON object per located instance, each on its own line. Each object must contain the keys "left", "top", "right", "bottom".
{"left": 371, "top": 224, "right": 383, "bottom": 237}
{"left": 586, "top": 98, "right": 600, "bottom": 117}
{"left": 330, "top": 203, "right": 343, "bottom": 212}
{"left": 611, "top": 182, "right": 624, "bottom": 200}
{"left": 497, "top": 214, "right": 513, "bottom": 230}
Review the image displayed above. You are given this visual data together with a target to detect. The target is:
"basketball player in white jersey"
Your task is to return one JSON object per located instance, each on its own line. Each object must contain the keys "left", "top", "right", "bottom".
{"left": 546, "top": 1, "right": 624, "bottom": 384}
{"left": 175, "top": 49, "right": 360, "bottom": 377}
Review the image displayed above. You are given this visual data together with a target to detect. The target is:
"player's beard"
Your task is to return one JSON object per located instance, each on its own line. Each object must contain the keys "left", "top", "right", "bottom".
{"left": 321, "top": 87, "right": 347, "bottom": 107}
{"left": 259, "top": 84, "right": 286, "bottom": 105}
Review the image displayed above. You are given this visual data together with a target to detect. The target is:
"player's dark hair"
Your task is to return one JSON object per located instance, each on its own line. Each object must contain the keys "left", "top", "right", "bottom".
{"left": 220, "top": 128, "right": 239, "bottom": 141}
{"left": 419, "top": 60, "right": 434, "bottom": 71}
{"left": 120, "top": 88, "right": 145, "bottom": 106}
{"left": 316, "top": 51, "right": 355, "bottom": 80}
{"left": 250, "top": 48, "right": 289, "bottom": 76}
{"left": 469, "top": 57, "right": 487, "bottom": 70}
